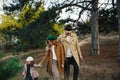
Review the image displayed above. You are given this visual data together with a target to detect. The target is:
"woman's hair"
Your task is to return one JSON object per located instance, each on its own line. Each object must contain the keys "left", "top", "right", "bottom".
{"left": 46, "top": 40, "right": 51, "bottom": 47}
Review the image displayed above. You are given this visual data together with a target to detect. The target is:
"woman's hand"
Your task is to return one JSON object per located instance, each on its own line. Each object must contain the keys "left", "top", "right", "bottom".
{"left": 46, "top": 46, "right": 50, "bottom": 51}
{"left": 79, "top": 55, "right": 84, "bottom": 61}
{"left": 38, "top": 63, "right": 42, "bottom": 67}
{"left": 61, "top": 64, "right": 64, "bottom": 68}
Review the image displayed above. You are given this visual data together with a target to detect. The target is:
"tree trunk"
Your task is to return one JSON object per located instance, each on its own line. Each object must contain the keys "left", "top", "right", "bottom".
{"left": 91, "top": 0, "right": 100, "bottom": 55}
{"left": 117, "top": 0, "right": 120, "bottom": 61}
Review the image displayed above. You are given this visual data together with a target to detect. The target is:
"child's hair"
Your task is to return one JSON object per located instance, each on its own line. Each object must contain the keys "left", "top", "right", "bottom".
{"left": 29, "top": 61, "right": 34, "bottom": 67}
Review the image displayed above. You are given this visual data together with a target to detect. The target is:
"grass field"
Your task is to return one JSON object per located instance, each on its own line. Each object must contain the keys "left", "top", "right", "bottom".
{"left": 1, "top": 35, "right": 120, "bottom": 80}
{"left": 79, "top": 35, "right": 120, "bottom": 80}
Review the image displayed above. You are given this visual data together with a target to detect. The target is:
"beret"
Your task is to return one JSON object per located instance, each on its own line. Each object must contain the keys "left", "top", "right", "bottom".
{"left": 26, "top": 56, "right": 34, "bottom": 62}
{"left": 47, "top": 35, "right": 57, "bottom": 40}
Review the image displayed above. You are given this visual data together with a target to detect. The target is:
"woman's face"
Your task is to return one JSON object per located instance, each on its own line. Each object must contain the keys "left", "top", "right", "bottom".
{"left": 48, "top": 40, "right": 57, "bottom": 45}
{"left": 48, "top": 40, "right": 52, "bottom": 45}
{"left": 52, "top": 40, "right": 57, "bottom": 45}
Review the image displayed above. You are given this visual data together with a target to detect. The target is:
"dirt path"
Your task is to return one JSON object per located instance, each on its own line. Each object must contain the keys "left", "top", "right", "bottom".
{"left": 0, "top": 49, "right": 41, "bottom": 61}
{"left": 0, "top": 35, "right": 118, "bottom": 61}
{"left": 0, "top": 55, "right": 13, "bottom": 61}
{"left": 79, "top": 35, "right": 118, "bottom": 45}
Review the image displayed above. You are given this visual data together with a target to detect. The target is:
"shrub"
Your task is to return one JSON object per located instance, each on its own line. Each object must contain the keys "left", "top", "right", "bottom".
{"left": 0, "top": 57, "right": 23, "bottom": 80}
{"left": 14, "top": 44, "right": 28, "bottom": 52}
{"left": 0, "top": 51, "right": 3, "bottom": 58}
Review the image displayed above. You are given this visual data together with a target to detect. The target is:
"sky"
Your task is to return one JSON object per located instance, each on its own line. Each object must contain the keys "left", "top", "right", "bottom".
{"left": 0, "top": 0, "right": 13, "bottom": 15}
{"left": 0, "top": 0, "right": 4, "bottom": 15}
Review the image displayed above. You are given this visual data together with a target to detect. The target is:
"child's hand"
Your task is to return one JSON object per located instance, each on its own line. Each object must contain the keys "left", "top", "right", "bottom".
{"left": 38, "top": 63, "right": 42, "bottom": 67}
{"left": 22, "top": 72, "right": 25, "bottom": 79}
{"left": 22, "top": 73, "right": 25, "bottom": 76}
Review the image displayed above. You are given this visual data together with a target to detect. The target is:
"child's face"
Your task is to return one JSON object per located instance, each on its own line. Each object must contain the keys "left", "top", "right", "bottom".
{"left": 26, "top": 61, "right": 31, "bottom": 64}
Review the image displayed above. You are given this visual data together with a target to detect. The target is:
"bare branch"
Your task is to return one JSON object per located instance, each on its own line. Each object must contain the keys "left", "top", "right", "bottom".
{"left": 98, "top": 0, "right": 110, "bottom": 10}
{"left": 76, "top": 2, "right": 91, "bottom": 21}
{"left": 58, "top": 3, "right": 91, "bottom": 11}
{"left": 112, "top": 0, "right": 115, "bottom": 8}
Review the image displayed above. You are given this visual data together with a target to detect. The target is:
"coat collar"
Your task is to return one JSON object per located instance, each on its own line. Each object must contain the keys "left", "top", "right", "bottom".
{"left": 63, "top": 32, "right": 75, "bottom": 38}
{"left": 62, "top": 32, "right": 75, "bottom": 43}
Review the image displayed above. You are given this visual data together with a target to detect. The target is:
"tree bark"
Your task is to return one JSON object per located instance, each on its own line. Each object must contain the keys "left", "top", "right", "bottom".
{"left": 91, "top": 0, "right": 100, "bottom": 55}
{"left": 117, "top": 0, "right": 120, "bottom": 61}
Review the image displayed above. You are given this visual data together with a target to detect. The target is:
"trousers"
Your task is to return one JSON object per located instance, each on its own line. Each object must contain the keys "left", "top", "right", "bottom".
{"left": 64, "top": 57, "right": 79, "bottom": 80}
{"left": 52, "top": 60, "right": 60, "bottom": 80}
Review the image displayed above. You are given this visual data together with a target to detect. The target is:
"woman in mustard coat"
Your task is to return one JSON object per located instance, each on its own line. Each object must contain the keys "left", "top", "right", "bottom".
{"left": 38, "top": 35, "right": 65, "bottom": 80}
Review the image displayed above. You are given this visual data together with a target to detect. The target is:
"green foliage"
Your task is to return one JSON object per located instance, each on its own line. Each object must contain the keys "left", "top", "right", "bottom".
{"left": 79, "top": 22, "right": 91, "bottom": 35}
{"left": 0, "top": 15, "right": 21, "bottom": 30}
{"left": 98, "top": 7, "right": 118, "bottom": 34}
{"left": 53, "top": 23, "right": 64, "bottom": 35}
{"left": 3, "top": 42, "right": 14, "bottom": 51}
{"left": 1, "top": 0, "right": 63, "bottom": 50}
{"left": 18, "top": 4, "right": 44, "bottom": 27}
{"left": 74, "top": 7, "right": 118, "bottom": 35}
{"left": 0, "top": 57, "right": 23, "bottom": 80}
{"left": 15, "top": 6, "right": 62, "bottom": 49}
{"left": 74, "top": 21, "right": 91, "bottom": 35}
{"left": 0, "top": 51, "right": 4, "bottom": 58}
{"left": 14, "top": 44, "right": 28, "bottom": 52}
{"left": 0, "top": 32, "right": 5, "bottom": 44}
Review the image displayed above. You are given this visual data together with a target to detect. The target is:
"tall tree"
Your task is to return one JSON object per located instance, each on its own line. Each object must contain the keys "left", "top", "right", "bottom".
{"left": 50, "top": 0, "right": 100, "bottom": 55}
{"left": 91, "top": 0, "right": 99, "bottom": 55}
{"left": 45, "top": 0, "right": 110, "bottom": 55}
{"left": 117, "top": 0, "right": 120, "bottom": 61}
{"left": 98, "top": 7, "right": 118, "bottom": 34}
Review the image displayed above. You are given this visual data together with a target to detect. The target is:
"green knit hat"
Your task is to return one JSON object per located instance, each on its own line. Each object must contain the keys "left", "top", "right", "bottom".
{"left": 47, "top": 35, "right": 57, "bottom": 40}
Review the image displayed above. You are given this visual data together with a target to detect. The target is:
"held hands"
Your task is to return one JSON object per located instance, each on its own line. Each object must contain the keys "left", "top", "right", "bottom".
{"left": 37, "top": 63, "right": 42, "bottom": 67}
{"left": 22, "top": 72, "right": 25, "bottom": 79}
{"left": 22, "top": 72, "right": 25, "bottom": 77}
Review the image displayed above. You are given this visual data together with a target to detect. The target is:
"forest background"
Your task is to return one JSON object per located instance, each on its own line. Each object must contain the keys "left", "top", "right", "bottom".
{"left": 0, "top": 0, "right": 120, "bottom": 80}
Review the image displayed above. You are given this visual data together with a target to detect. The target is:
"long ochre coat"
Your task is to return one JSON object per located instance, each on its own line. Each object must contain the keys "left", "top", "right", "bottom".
{"left": 57, "top": 32, "right": 82, "bottom": 67}
{"left": 39, "top": 42, "right": 65, "bottom": 75}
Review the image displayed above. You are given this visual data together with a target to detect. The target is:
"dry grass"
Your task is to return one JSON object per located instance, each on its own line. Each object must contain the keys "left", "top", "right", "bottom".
{"left": 79, "top": 35, "right": 120, "bottom": 80}
{"left": 9, "top": 35, "right": 120, "bottom": 80}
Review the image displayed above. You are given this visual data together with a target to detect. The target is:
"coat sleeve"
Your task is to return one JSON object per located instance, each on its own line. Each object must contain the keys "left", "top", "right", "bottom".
{"left": 75, "top": 35, "right": 82, "bottom": 57}
{"left": 39, "top": 50, "right": 49, "bottom": 64}
{"left": 22, "top": 64, "right": 27, "bottom": 79}
{"left": 60, "top": 43, "right": 65, "bottom": 65}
